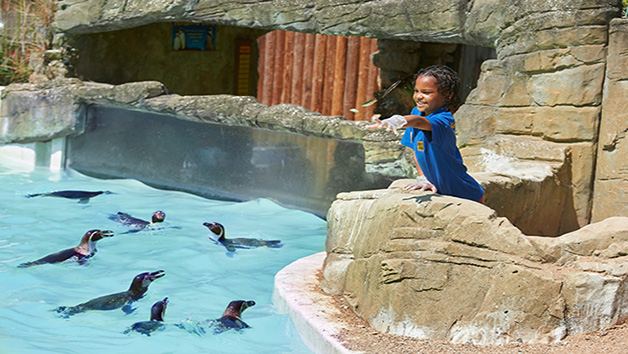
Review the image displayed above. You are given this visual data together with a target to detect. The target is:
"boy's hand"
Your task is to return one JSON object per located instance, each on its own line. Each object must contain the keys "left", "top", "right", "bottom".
{"left": 404, "top": 176, "right": 437, "bottom": 193}
{"left": 366, "top": 115, "right": 407, "bottom": 135}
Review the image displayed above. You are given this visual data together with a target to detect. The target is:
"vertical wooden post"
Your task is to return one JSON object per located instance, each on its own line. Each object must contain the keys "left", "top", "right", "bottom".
{"left": 261, "top": 33, "right": 275, "bottom": 106}
{"left": 343, "top": 36, "right": 360, "bottom": 120}
{"left": 331, "top": 36, "right": 347, "bottom": 116}
{"left": 256, "top": 36, "right": 266, "bottom": 104}
{"left": 310, "top": 34, "right": 327, "bottom": 113}
{"left": 321, "top": 35, "right": 337, "bottom": 116}
{"left": 354, "top": 37, "right": 371, "bottom": 120}
{"left": 364, "top": 38, "right": 380, "bottom": 120}
{"left": 271, "top": 30, "right": 285, "bottom": 106}
{"left": 291, "top": 32, "right": 305, "bottom": 105}
{"left": 281, "top": 31, "right": 294, "bottom": 104}
{"left": 302, "top": 33, "right": 316, "bottom": 109}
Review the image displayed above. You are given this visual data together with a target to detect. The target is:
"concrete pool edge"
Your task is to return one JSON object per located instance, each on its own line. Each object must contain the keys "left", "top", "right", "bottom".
{"left": 272, "top": 252, "right": 363, "bottom": 354}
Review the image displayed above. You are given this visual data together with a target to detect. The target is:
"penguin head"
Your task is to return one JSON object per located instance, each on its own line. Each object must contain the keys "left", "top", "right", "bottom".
{"left": 83, "top": 229, "right": 114, "bottom": 244}
{"left": 150, "top": 297, "right": 168, "bottom": 321}
{"left": 152, "top": 211, "right": 166, "bottom": 223}
{"left": 223, "top": 300, "right": 256, "bottom": 318}
{"left": 130, "top": 270, "right": 165, "bottom": 292}
{"left": 203, "top": 222, "right": 226, "bottom": 241}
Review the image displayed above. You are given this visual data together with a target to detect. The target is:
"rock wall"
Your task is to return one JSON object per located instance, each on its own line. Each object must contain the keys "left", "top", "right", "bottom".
{"left": 594, "top": 18, "right": 628, "bottom": 222}
{"left": 322, "top": 183, "right": 628, "bottom": 344}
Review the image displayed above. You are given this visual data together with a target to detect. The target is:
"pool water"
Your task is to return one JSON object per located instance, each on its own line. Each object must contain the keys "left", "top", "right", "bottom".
{"left": 0, "top": 157, "right": 325, "bottom": 353}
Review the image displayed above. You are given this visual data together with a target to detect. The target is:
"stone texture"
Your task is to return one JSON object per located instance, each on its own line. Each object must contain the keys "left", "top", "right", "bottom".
{"left": 0, "top": 79, "right": 83, "bottom": 144}
{"left": 593, "top": 18, "right": 628, "bottom": 223}
{"left": 322, "top": 186, "right": 628, "bottom": 344}
{"left": 0, "top": 79, "right": 168, "bottom": 144}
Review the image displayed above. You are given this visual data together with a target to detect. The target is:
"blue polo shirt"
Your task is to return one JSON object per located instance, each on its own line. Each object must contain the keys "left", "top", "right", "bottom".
{"left": 400, "top": 106, "right": 484, "bottom": 201}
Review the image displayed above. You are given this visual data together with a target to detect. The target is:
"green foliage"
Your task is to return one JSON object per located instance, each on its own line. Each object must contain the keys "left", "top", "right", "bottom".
{"left": 0, "top": 35, "right": 33, "bottom": 85}
{"left": 0, "top": 0, "right": 56, "bottom": 85}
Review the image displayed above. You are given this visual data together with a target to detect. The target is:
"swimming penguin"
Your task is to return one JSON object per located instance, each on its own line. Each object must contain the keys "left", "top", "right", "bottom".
{"left": 18, "top": 229, "right": 114, "bottom": 268}
{"left": 108, "top": 211, "right": 166, "bottom": 232}
{"left": 203, "top": 222, "right": 282, "bottom": 252}
{"left": 175, "top": 300, "right": 255, "bottom": 335}
{"left": 26, "top": 190, "right": 112, "bottom": 203}
{"left": 124, "top": 297, "right": 168, "bottom": 336}
{"left": 55, "top": 270, "right": 165, "bottom": 317}
{"left": 212, "top": 300, "right": 256, "bottom": 333}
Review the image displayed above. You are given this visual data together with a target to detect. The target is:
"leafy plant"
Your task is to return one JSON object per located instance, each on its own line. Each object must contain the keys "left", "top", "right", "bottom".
{"left": 0, "top": 0, "right": 56, "bottom": 85}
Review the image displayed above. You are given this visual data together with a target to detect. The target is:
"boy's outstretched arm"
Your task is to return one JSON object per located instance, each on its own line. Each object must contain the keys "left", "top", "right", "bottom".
{"left": 366, "top": 115, "right": 431, "bottom": 134}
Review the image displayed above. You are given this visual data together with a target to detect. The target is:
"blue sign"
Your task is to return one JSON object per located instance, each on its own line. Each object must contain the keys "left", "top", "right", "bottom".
{"left": 172, "top": 23, "right": 216, "bottom": 51}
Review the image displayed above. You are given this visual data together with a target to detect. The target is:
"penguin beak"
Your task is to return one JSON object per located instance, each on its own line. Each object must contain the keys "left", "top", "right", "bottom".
{"left": 149, "top": 270, "right": 165, "bottom": 281}
{"left": 90, "top": 230, "right": 114, "bottom": 242}
{"left": 243, "top": 300, "right": 256, "bottom": 311}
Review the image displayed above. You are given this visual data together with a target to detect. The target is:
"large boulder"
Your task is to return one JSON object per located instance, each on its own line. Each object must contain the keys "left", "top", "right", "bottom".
{"left": 321, "top": 184, "right": 628, "bottom": 344}
{"left": 0, "top": 79, "right": 167, "bottom": 144}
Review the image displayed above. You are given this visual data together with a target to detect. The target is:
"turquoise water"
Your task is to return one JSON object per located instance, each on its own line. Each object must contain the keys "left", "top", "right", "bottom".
{"left": 0, "top": 158, "right": 325, "bottom": 353}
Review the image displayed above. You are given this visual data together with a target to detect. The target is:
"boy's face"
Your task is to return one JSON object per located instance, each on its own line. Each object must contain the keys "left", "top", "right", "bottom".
{"left": 413, "top": 75, "right": 447, "bottom": 116}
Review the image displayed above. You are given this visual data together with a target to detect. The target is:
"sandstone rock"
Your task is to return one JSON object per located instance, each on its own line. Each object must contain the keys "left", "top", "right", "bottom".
{"left": 527, "top": 64, "right": 605, "bottom": 107}
{"left": 322, "top": 186, "right": 628, "bottom": 344}
{"left": 593, "top": 18, "right": 628, "bottom": 223}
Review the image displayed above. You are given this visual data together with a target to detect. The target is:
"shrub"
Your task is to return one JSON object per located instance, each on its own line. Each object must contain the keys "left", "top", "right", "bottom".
{"left": 0, "top": 0, "right": 56, "bottom": 85}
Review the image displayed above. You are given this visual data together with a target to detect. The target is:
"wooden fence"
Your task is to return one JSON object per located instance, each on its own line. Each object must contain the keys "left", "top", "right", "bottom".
{"left": 256, "top": 30, "right": 380, "bottom": 121}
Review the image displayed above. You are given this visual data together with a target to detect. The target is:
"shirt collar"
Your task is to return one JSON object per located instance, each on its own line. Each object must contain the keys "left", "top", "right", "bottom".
{"left": 421, "top": 105, "right": 448, "bottom": 117}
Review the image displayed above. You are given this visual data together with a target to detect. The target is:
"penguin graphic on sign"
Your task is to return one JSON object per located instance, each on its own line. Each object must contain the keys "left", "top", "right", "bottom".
{"left": 173, "top": 29, "right": 186, "bottom": 50}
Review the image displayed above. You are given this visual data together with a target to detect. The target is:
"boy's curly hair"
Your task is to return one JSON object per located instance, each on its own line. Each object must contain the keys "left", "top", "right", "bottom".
{"left": 414, "top": 65, "right": 461, "bottom": 113}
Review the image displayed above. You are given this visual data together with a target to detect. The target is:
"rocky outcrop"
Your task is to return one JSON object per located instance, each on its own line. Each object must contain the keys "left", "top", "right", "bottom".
{"left": 594, "top": 18, "right": 628, "bottom": 222}
{"left": 321, "top": 183, "right": 628, "bottom": 344}
{"left": 0, "top": 79, "right": 167, "bottom": 144}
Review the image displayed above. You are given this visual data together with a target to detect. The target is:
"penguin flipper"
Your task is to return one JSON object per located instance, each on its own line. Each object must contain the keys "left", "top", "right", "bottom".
{"left": 17, "top": 260, "right": 43, "bottom": 268}
{"left": 122, "top": 303, "right": 137, "bottom": 314}
{"left": 54, "top": 304, "right": 82, "bottom": 317}
{"left": 263, "top": 240, "right": 283, "bottom": 248}
{"left": 78, "top": 198, "right": 90, "bottom": 204}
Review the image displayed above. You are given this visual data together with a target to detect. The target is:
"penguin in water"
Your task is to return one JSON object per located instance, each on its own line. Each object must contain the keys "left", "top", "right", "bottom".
{"left": 108, "top": 211, "right": 166, "bottom": 233}
{"left": 176, "top": 300, "right": 255, "bottom": 335}
{"left": 212, "top": 300, "right": 256, "bottom": 333}
{"left": 124, "top": 297, "right": 168, "bottom": 336}
{"left": 54, "top": 270, "right": 165, "bottom": 317}
{"left": 203, "top": 222, "right": 282, "bottom": 252}
{"left": 18, "top": 229, "right": 114, "bottom": 268}
{"left": 26, "top": 190, "right": 112, "bottom": 203}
